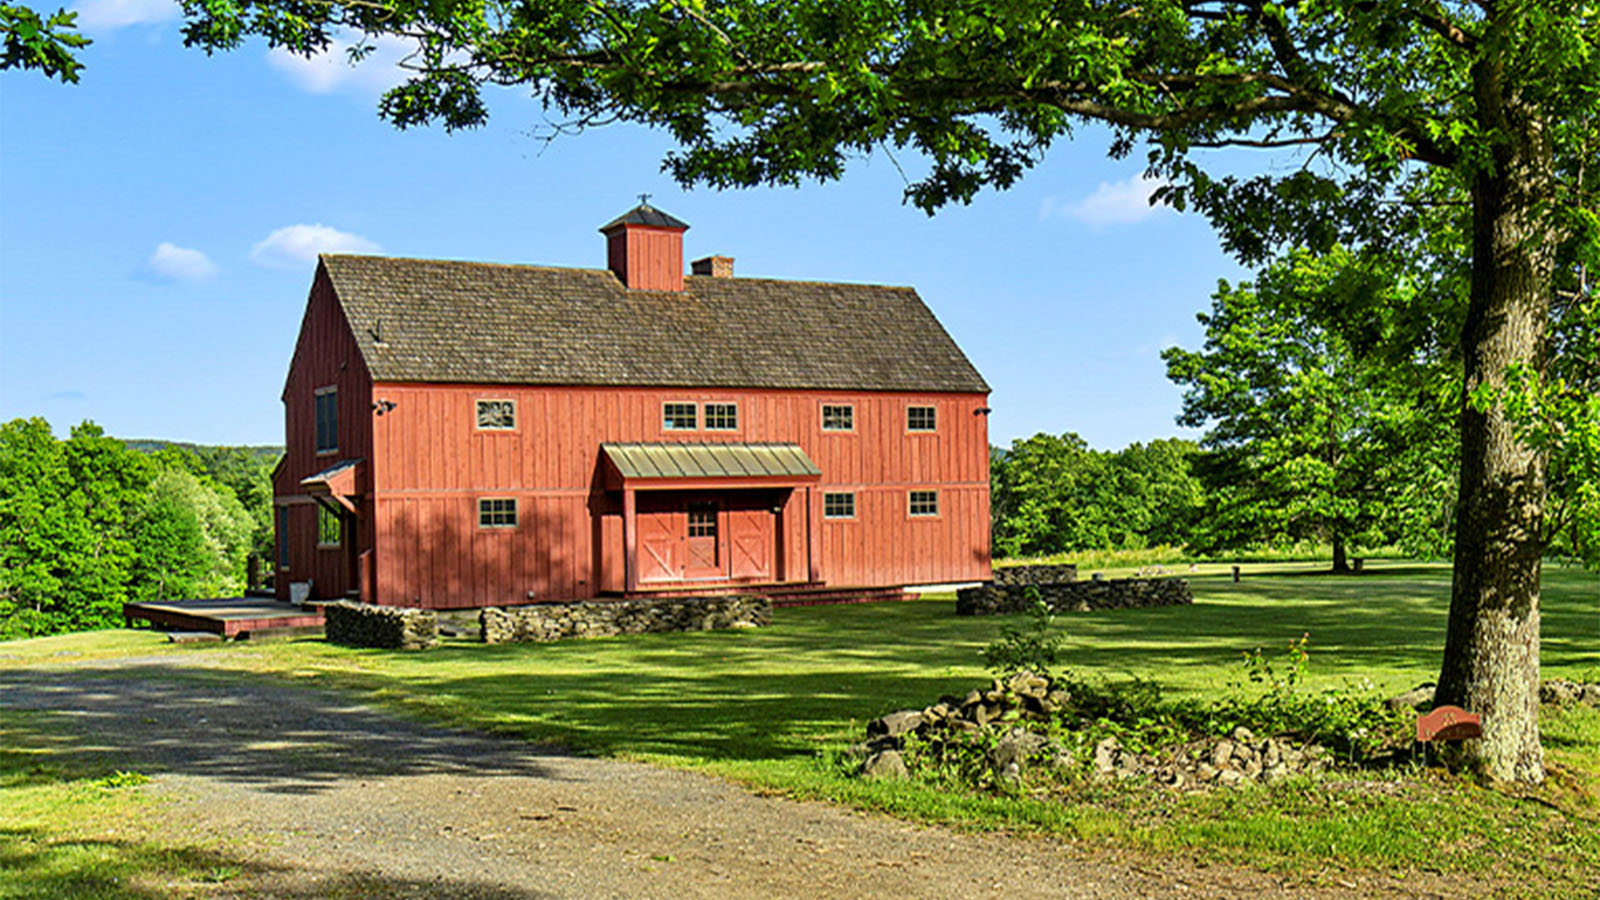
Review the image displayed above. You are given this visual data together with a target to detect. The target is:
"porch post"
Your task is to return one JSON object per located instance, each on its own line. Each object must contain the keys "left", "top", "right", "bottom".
{"left": 623, "top": 487, "right": 639, "bottom": 593}
{"left": 806, "top": 485, "right": 822, "bottom": 583}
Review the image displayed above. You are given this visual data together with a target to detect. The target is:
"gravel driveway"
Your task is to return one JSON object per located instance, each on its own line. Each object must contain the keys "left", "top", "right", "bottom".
{"left": 1, "top": 659, "right": 1472, "bottom": 899}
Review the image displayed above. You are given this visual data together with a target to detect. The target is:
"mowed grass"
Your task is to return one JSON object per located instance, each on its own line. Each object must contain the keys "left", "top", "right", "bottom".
{"left": 3, "top": 561, "right": 1598, "bottom": 894}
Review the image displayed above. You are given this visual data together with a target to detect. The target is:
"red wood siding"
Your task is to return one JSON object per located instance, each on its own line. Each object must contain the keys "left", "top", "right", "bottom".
{"left": 272, "top": 267, "right": 375, "bottom": 601}
{"left": 365, "top": 384, "right": 990, "bottom": 607}
{"left": 605, "top": 225, "right": 684, "bottom": 291}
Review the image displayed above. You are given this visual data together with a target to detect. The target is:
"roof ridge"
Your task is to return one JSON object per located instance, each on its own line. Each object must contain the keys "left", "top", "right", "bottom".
{"left": 322, "top": 252, "right": 916, "bottom": 291}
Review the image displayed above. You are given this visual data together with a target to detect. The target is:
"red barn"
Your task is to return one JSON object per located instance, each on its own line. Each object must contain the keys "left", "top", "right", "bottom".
{"left": 271, "top": 204, "right": 991, "bottom": 608}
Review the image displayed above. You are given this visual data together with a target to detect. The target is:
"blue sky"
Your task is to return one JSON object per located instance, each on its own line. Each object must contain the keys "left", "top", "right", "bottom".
{"left": 1, "top": 5, "right": 1252, "bottom": 450}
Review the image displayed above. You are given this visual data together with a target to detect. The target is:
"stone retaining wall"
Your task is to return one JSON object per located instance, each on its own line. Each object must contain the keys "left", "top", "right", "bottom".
{"left": 992, "top": 564, "right": 1078, "bottom": 586}
{"left": 956, "top": 578, "right": 1192, "bottom": 615}
{"left": 324, "top": 601, "right": 438, "bottom": 650}
{"left": 479, "top": 595, "right": 771, "bottom": 644}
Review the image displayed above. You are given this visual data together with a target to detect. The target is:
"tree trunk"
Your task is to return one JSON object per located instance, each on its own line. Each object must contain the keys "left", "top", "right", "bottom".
{"left": 1331, "top": 535, "right": 1349, "bottom": 573}
{"left": 1435, "top": 55, "right": 1553, "bottom": 785}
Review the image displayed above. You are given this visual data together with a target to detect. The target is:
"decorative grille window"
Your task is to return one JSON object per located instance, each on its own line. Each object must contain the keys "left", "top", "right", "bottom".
{"left": 822, "top": 404, "right": 854, "bottom": 431}
{"left": 907, "top": 405, "right": 937, "bottom": 432}
{"left": 823, "top": 492, "right": 856, "bottom": 519}
{"left": 478, "top": 498, "right": 517, "bottom": 528}
{"left": 663, "top": 402, "right": 698, "bottom": 430}
{"left": 908, "top": 490, "right": 939, "bottom": 517}
{"left": 704, "top": 402, "right": 739, "bottom": 430}
{"left": 316, "top": 505, "right": 343, "bottom": 546}
{"left": 688, "top": 504, "right": 718, "bottom": 537}
{"left": 476, "top": 399, "right": 516, "bottom": 430}
{"left": 314, "top": 387, "right": 338, "bottom": 453}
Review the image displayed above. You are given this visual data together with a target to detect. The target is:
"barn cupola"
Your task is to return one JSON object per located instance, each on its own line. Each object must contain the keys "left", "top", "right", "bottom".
{"left": 599, "top": 199, "right": 690, "bottom": 291}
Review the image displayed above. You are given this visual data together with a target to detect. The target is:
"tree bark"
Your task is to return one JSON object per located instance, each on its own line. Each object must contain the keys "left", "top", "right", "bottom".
{"left": 1331, "top": 535, "right": 1349, "bottom": 573}
{"left": 1435, "top": 54, "right": 1553, "bottom": 785}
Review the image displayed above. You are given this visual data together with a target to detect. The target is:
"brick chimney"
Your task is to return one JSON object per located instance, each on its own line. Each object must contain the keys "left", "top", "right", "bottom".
{"left": 599, "top": 202, "right": 690, "bottom": 291}
{"left": 691, "top": 255, "right": 734, "bottom": 278}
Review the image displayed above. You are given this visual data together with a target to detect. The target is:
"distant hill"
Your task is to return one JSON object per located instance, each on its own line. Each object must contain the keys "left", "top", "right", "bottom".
{"left": 123, "top": 440, "right": 282, "bottom": 461}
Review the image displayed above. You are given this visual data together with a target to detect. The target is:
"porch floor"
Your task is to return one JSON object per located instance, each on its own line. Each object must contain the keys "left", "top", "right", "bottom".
{"left": 124, "top": 597, "right": 325, "bottom": 638}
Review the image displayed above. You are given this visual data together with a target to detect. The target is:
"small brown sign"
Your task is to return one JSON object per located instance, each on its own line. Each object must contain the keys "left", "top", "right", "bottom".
{"left": 1415, "top": 705, "right": 1483, "bottom": 742}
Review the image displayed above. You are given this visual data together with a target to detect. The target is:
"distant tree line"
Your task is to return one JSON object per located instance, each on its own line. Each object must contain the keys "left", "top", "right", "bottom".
{"left": 0, "top": 418, "right": 280, "bottom": 639}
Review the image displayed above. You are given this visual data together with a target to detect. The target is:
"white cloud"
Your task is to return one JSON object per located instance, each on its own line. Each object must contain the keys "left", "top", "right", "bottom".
{"left": 72, "top": 0, "right": 177, "bottom": 31}
{"left": 266, "top": 35, "right": 414, "bottom": 95}
{"left": 251, "top": 224, "right": 381, "bottom": 269}
{"left": 146, "top": 242, "right": 219, "bottom": 282}
{"left": 1042, "top": 174, "right": 1171, "bottom": 226}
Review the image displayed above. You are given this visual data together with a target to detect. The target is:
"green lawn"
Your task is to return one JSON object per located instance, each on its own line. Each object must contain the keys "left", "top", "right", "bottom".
{"left": 3, "top": 561, "right": 1598, "bottom": 895}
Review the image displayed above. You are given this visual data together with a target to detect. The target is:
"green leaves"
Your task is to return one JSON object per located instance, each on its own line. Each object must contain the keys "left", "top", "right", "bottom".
{"left": 0, "top": 3, "right": 88, "bottom": 83}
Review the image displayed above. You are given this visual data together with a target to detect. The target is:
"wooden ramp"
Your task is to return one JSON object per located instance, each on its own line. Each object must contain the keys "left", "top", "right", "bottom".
{"left": 123, "top": 597, "right": 325, "bottom": 639}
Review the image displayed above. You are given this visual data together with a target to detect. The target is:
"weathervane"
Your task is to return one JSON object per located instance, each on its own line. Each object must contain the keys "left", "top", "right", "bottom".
{"left": 638, "top": 192, "right": 651, "bottom": 207}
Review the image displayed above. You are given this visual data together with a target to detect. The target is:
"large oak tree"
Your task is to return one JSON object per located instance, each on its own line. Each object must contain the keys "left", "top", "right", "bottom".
{"left": 9, "top": 1, "right": 1598, "bottom": 783}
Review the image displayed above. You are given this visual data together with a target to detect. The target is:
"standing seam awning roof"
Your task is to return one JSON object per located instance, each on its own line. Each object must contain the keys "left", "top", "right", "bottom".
{"left": 602, "top": 443, "right": 820, "bottom": 480}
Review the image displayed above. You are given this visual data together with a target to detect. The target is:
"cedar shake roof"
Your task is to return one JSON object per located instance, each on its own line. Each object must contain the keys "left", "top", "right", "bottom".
{"left": 320, "top": 254, "right": 989, "bottom": 393}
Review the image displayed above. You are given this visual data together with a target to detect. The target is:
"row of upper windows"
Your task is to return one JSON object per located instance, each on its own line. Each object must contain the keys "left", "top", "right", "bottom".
{"left": 311, "top": 389, "right": 944, "bottom": 455}
{"left": 474, "top": 399, "right": 938, "bottom": 433}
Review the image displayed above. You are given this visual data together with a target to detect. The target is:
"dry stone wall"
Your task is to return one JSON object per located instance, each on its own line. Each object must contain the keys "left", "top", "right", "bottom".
{"left": 324, "top": 601, "right": 439, "bottom": 650}
{"left": 993, "top": 564, "right": 1078, "bottom": 586}
{"left": 956, "top": 578, "right": 1192, "bottom": 615}
{"left": 479, "top": 595, "right": 771, "bottom": 644}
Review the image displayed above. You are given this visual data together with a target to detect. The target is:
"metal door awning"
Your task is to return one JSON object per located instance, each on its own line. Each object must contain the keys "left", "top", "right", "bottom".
{"left": 602, "top": 442, "right": 821, "bottom": 488}
{"left": 300, "top": 458, "right": 363, "bottom": 514}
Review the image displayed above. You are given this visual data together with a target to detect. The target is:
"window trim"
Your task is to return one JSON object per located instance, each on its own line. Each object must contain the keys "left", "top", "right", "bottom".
{"left": 316, "top": 504, "right": 343, "bottom": 549}
{"left": 314, "top": 385, "right": 339, "bottom": 455}
{"left": 475, "top": 398, "right": 518, "bottom": 431}
{"left": 823, "top": 491, "right": 856, "bottom": 520}
{"left": 478, "top": 497, "right": 518, "bottom": 529}
{"left": 908, "top": 489, "right": 940, "bottom": 518}
{"left": 662, "top": 401, "right": 698, "bottom": 431}
{"left": 821, "top": 403, "right": 855, "bottom": 433}
{"left": 703, "top": 401, "right": 739, "bottom": 432}
{"left": 906, "top": 405, "right": 937, "bottom": 433}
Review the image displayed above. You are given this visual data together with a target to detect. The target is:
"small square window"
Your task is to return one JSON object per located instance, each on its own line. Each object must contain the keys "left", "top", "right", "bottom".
{"left": 705, "top": 402, "right": 738, "bottom": 430}
{"left": 476, "top": 399, "right": 516, "bottom": 430}
{"left": 909, "top": 490, "right": 939, "bottom": 517}
{"left": 317, "top": 505, "right": 343, "bottom": 546}
{"left": 688, "top": 503, "right": 718, "bottom": 538}
{"left": 663, "top": 402, "right": 697, "bottom": 430}
{"left": 479, "top": 498, "right": 517, "bottom": 528}
{"left": 822, "top": 404, "right": 854, "bottom": 431}
{"left": 314, "top": 387, "right": 338, "bottom": 453}
{"left": 823, "top": 492, "right": 855, "bottom": 519}
{"left": 907, "top": 406, "right": 937, "bottom": 432}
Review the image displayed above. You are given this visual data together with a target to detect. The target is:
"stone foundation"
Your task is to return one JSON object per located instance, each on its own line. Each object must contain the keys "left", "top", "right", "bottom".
{"left": 956, "top": 578, "right": 1192, "bottom": 615}
{"left": 479, "top": 595, "right": 771, "bottom": 644}
{"left": 324, "top": 601, "right": 438, "bottom": 650}
{"left": 993, "top": 564, "right": 1078, "bottom": 586}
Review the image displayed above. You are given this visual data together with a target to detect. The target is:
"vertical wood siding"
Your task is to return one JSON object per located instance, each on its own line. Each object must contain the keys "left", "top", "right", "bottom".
{"left": 364, "top": 383, "right": 990, "bottom": 607}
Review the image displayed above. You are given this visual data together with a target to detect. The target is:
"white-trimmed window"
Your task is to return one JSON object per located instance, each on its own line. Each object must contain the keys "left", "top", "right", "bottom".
{"left": 314, "top": 386, "right": 338, "bottom": 453}
{"left": 663, "top": 402, "right": 697, "bottom": 430}
{"left": 822, "top": 404, "right": 854, "bottom": 432}
{"left": 907, "top": 405, "right": 937, "bottom": 432}
{"left": 704, "top": 402, "right": 738, "bottom": 430}
{"left": 908, "top": 490, "right": 939, "bottom": 517}
{"left": 316, "top": 505, "right": 343, "bottom": 547}
{"left": 823, "top": 492, "right": 856, "bottom": 519}
{"left": 476, "top": 399, "right": 516, "bottom": 430}
{"left": 478, "top": 498, "right": 518, "bottom": 528}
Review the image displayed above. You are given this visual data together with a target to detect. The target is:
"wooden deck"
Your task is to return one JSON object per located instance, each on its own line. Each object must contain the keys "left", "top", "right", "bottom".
{"left": 618, "top": 581, "right": 911, "bottom": 607}
{"left": 123, "top": 598, "right": 325, "bottom": 639}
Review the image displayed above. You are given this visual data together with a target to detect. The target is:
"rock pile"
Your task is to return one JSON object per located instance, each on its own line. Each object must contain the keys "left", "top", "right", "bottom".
{"left": 479, "top": 595, "right": 771, "bottom": 644}
{"left": 994, "top": 564, "right": 1078, "bottom": 586}
{"left": 1540, "top": 679, "right": 1600, "bottom": 706}
{"left": 956, "top": 578, "right": 1193, "bottom": 616}
{"left": 1387, "top": 679, "right": 1600, "bottom": 711}
{"left": 1089, "top": 727, "right": 1329, "bottom": 789}
{"left": 323, "top": 601, "right": 438, "bottom": 650}
{"left": 854, "top": 670, "right": 1331, "bottom": 789}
